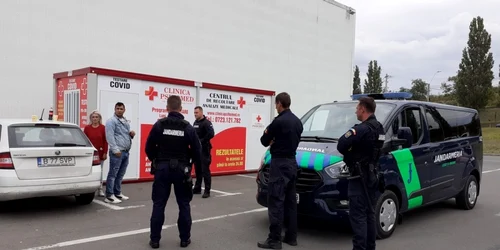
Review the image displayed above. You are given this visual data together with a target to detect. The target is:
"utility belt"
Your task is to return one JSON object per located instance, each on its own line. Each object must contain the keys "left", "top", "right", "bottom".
{"left": 150, "top": 158, "right": 191, "bottom": 175}
{"left": 348, "top": 161, "right": 385, "bottom": 193}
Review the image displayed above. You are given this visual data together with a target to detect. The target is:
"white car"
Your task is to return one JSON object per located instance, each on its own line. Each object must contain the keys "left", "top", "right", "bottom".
{"left": 0, "top": 119, "right": 102, "bottom": 205}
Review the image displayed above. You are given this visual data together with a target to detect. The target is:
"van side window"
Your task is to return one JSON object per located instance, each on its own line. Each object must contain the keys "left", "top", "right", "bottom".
{"left": 403, "top": 108, "right": 423, "bottom": 144}
{"left": 389, "top": 107, "right": 423, "bottom": 145}
{"left": 435, "top": 108, "right": 481, "bottom": 138}
{"left": 425, "top": 109, "right": 445, "bottom": 142}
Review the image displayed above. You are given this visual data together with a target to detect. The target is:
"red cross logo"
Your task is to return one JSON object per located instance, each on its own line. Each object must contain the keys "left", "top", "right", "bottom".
{"left": 237, "top": 96, "right": 246, "bottom": 108}
{"left": 145, "top": 86, "right": 158, "bottom": 101}
{"left": 81, "top": 78, "right": 88, "bottom": 96}
{"left": 256, "top": 115, "right": 262, "bottom": 122}
{"left": 57, "top": 82, "right": 64, "bottom": 97}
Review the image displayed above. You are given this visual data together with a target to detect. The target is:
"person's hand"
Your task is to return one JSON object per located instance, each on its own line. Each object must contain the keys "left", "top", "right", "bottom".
{"left": 114, "top": 151, "right": 122, "bottom": 157}
{"left": 102, "top": 154, "right": 107, "bottom": 161}
{"left": 269, "top": 140, "right": 274, "bottom": 146}
{"left": 130, "top": 130, "right": 136, "bottom": 137}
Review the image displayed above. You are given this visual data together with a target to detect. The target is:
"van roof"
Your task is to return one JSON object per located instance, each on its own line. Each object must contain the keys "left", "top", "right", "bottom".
{"left": 329, "top": 99, "right": 478, "bottom": 113}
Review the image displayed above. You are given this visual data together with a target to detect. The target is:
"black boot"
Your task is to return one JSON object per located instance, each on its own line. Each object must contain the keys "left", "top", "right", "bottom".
{"left": 149, "top": 240, "right": 159, "bottom": 249}
{"left": 281, "top": 235, "right": 297, "bottom": 246}
{"left": 193, "top": 186, "right": 201, "bottom": 194}
{"left": 180, "top": 239, "right": 191, "bottom": 248}
{"left": 202, "top": 190, "right": 210, "bottom": 198}
{"left": 257, "top": 238, "right": 282, "bottom": 249}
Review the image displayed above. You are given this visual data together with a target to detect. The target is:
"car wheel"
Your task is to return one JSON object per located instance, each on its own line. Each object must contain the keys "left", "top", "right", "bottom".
{"left": 456, "top": 174, "right": 479, "bottom": 210}
{"left": 75, "top": 192, "right": 95, "bottom": 205}
{"left": 375, "top": 190, "right": 399, "bottom": 239}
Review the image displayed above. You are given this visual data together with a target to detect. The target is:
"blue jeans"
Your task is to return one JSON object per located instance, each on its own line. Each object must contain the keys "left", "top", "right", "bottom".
{"left": 106, "top": 151, "right": 129, "bottom": 197}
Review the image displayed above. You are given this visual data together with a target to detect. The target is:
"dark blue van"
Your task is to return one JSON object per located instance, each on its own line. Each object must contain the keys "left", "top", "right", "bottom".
{"left": 255, "top": 92, "right": 483, "bottom": 239}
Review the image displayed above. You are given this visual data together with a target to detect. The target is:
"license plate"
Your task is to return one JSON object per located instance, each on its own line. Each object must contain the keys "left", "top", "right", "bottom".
{"left": 37, "top": 157, "right": 76, "bottom": 167}
{"left": 296, "top": 193, "right": 299, "bottom": 204}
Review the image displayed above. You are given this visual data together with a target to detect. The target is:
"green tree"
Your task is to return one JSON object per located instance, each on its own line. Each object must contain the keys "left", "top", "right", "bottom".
{"left": 399, "top": 79, "right": 428, "bottom": 101}
{"left": 440, "top": 76, "right": 457, "bottom": 96}
{"left": 352, "top": 65, "right": 362, "bottom": 94}
{"left": 454, "top": 16, "right": 495, "bottom": 110}
{"left": 363, "top": 60, "right": 383, "bottom": 93}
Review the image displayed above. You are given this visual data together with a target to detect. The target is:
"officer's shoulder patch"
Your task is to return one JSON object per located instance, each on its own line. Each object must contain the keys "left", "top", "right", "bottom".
{"left": 344, "top": 130, "right": 352, "bottom": 138}
{"left": 350, "top": 128, "right": 356, "bottom": 135}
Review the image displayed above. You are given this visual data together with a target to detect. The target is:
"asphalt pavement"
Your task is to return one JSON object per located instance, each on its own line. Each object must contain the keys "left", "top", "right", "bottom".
{"left": 1, "top": 156, "right": 500, "bottom": 250}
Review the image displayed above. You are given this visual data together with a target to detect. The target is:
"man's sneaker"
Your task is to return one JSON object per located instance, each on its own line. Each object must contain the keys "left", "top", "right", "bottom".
{"left": 97, "top": 188, "right": 105, "bottom": 197}
{"left": 104, "top": 195, "right": 122, "bottom": 204}
{"left": 116, "top": 193, "right": 129, "bottom": 200}
{"left": 202, "top": 192, "right": 210, "bottom": 198}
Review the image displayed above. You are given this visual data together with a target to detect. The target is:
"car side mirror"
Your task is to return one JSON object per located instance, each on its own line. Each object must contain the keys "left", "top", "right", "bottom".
{"left": 394, "top": 127, "right": 413, "bottom": 148}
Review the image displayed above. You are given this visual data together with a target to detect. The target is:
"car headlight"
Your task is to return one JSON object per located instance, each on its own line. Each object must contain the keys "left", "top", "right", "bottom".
{"left": 324, "top": 161, "right": 349, "bottom": 178}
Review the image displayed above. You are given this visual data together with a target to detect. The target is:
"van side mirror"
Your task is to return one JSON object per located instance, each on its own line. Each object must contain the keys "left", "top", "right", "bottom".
{"left": 393, "top": 127, "right": 413, "bottom": 149}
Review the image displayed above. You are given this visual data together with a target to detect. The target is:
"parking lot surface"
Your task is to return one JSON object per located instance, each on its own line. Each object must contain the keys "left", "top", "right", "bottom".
{"left": 1, "top": 156, "right": 500, "bottom": 250}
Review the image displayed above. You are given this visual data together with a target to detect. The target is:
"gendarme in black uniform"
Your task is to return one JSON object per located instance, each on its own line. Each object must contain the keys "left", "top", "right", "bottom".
{"left": 337, "top": 114, "right": 385, "bottom": 250}
{"left": 145, "top": 111, "right": 202, "bottom": 249}
{"left": 192, "top": 115, "right": 214, "bottom": 198}
{"left": 258, "top": 108, "right": 303, "bottom": 249}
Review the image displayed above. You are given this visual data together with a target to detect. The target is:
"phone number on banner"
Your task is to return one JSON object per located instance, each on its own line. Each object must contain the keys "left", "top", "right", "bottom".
{"left": 206, "top": 116, "right": 241, "bottom": 124}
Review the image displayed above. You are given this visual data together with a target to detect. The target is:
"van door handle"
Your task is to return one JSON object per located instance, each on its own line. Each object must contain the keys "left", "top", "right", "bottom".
{"left": 422, "top": 148, "right": 431, "bottom": 152}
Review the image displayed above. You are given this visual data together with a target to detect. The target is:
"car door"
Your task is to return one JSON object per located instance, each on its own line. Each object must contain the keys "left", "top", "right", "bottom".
{"left": 387, "top": 104, "right": 431, "bottom": 209}
{"left": 425, "top": 106, "right": 465, "bottom": 201}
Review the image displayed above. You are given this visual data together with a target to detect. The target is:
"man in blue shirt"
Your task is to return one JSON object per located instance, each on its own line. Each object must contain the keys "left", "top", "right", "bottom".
{"left": 104, "top": 102, "right": 136, "bottom": 204}
{"left": 145, "top": 95, "right": 202, "bottom": 249}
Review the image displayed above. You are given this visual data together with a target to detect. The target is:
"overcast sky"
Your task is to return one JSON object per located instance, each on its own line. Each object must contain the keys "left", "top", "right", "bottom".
{"left": 339, "top": 0, "right": 500, "bottom": 94}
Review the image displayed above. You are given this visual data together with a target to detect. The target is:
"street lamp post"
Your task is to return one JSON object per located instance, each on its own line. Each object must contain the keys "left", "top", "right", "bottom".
{"left": 427, "top": 70, "right": 441, "bottom": 101}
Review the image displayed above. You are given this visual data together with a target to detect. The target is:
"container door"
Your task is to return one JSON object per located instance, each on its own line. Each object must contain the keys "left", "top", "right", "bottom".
{"left": 99, "top": 90, "right": 140, "bottom": 181}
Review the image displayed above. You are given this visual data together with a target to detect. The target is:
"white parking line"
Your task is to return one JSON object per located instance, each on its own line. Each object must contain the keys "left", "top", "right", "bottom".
{"left": 92, "top": 200, "right": 145, "bottom": 210}
{"left": 21, "top": 207, "right": 268, "bottom": 250}
{"left": 201, "top": 187, "right": 241, "bottom": 197}
{"left": 483, "top": 168, "right": 500, "bottom": 174}
{"left": 236, "top": 174, "right": 256, "bottom": 179}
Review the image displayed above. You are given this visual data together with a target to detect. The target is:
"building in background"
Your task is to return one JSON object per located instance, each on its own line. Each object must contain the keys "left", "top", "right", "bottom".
{"left": 0, "top": 0, "right": 356, "bottom": 120}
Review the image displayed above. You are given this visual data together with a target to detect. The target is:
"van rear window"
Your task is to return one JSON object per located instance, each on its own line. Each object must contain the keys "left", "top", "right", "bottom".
{"left": 8, "top": 124, "right": 92, "bottom": 148}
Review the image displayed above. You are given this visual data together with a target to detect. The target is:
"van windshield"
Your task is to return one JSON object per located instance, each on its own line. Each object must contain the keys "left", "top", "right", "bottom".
{"left": 301, "top": 102, "right": 396, "bottom": 139}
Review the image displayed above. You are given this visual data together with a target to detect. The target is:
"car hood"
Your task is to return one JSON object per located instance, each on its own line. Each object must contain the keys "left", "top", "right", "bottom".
{"left": 262, "top": 141, "right": 344, "bottom": 171}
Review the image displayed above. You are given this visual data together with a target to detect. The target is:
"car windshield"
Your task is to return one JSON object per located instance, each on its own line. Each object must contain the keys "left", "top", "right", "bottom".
{"left": 301, "top": 102, "right": 395, "bottom": 139}
{"left": 8, "top": 124, "right": 92, "bottom": 148}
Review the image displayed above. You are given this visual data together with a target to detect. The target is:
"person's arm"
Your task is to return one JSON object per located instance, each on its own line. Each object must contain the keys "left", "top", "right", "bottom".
{"left": 186, "top": 126, "right": 202, "bottom": 169}
{"left": 105, "top": 119, "right": 120, "bottom": 154}
{"left": 101, "top": 125, "right": 108, "bottom": 156}
{"left": 260, "top": 119, "right": 278, "bottom": 147}
{"left": 200, "top": 120, "right": 215, "bottom": 144}
{"left": 145, "top": 121, "right": 162, "bottom": 161}
{"left": 337, "top": 125, "right": 366, "bottom": 155}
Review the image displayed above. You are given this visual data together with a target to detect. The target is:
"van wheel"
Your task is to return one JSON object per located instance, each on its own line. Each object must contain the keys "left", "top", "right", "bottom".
{"left": 376, "top": 190, "right": 399, "bottom": 239}
{"left": 456, "top": 175, "right": 479, "bottom": 210}
{"left": 75, "top": 192, "right": 95, "bottom": 205}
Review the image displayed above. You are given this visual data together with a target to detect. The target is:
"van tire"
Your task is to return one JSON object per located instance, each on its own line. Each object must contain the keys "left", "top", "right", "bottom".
{"left": 375, "top": 190, "right": 399, "bottom": 239}
{"left": 75, "top": 192, "right": 95, "bottom": 205}
{"left": 456, "top": 175, "right": 478, "bottom": 210}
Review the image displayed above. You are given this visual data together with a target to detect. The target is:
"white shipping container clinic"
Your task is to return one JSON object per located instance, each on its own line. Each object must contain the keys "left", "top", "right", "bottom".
{"left": 0, "top": 0, "right": 356, "bottom": 119}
